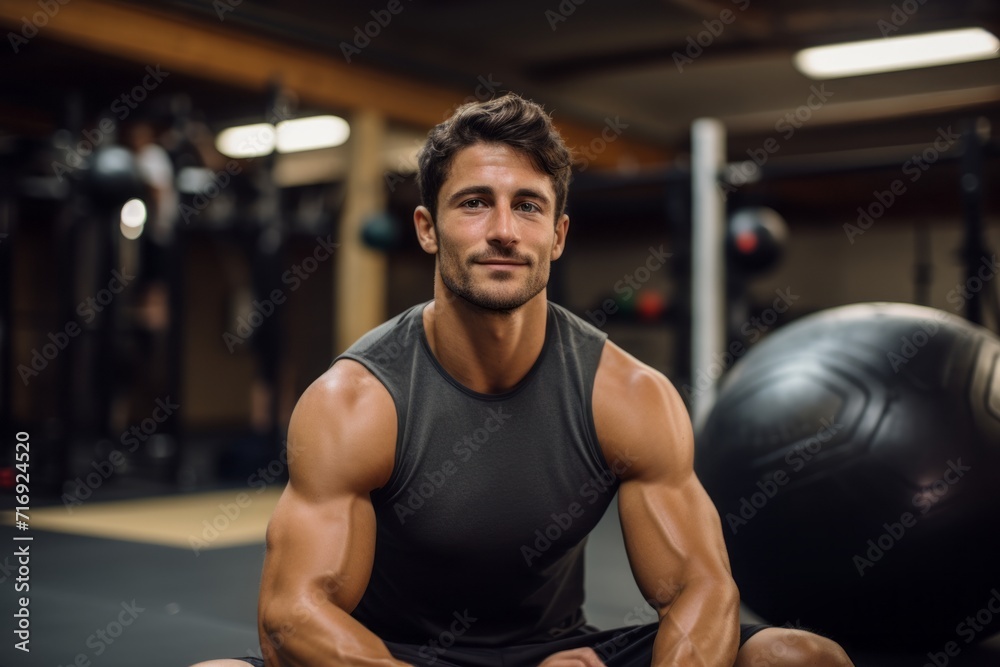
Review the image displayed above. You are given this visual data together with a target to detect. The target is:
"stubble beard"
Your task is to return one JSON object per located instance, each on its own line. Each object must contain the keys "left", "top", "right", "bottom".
{"left": 438, "top": 247, "right": 549, "bottom": 315}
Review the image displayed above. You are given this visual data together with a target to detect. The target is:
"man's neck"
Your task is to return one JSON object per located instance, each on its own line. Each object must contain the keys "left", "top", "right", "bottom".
{"left": 423, "top": 285, "right": 548, "bottom": 395}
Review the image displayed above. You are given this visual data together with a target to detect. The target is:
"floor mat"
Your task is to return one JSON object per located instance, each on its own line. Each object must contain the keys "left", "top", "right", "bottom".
{"left": 1, "top": 487, "right": 282, "bottom": 550}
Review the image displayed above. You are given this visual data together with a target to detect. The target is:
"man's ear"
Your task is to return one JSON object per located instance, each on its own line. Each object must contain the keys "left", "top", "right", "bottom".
{"left": 414, "top": 206, "right": 438, "bottom": 254}
{"left": 551, "top": 213, "right": 569, "bottom": 261}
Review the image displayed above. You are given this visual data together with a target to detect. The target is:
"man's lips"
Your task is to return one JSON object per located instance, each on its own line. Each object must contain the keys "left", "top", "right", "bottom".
{"left": 476, "top": 259, "right": 528, "bottom": 266}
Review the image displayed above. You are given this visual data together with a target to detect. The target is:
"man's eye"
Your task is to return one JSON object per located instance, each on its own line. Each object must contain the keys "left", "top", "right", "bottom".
{"left": 462, "top": 199, "right": 485, "bottom": 209}
{"left": 516, "top": 202, "right": 540, "bottom": 213}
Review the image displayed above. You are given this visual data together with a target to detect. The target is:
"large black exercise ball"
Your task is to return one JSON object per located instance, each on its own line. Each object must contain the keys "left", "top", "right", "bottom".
{"left": 695, "top": 302, "right": 1000, "bottom": 648}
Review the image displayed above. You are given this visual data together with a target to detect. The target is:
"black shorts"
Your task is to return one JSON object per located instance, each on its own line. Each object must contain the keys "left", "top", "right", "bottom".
{"left": 234, "top": 622, "right": 770, "bottom": 667}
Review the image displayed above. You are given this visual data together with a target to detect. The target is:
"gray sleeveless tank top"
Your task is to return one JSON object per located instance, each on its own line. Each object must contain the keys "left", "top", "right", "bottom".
{"left": 336, "top": 300, "right": 617, "bottom": 646}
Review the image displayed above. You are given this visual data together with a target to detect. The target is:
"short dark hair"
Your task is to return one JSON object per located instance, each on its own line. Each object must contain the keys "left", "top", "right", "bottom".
{"left": 416, "top": 93, "right": 572, "bottom": 223}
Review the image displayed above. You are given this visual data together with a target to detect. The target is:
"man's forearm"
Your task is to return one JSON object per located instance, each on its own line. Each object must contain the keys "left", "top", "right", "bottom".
{"left": 649, "top": 581, "right": 740, "bottom": 667}
{"left": 261, "top": 598, "right": 413, "bottom": 667}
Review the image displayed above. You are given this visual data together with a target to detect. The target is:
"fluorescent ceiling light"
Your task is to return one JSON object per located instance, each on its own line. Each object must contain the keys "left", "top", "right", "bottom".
{"left": 216, "top": 116, "right": 350, "bottom": 158}
{"left": 794, "top": 28, "right": 1000, "bottom": 79}
{"left": 276, "top": 116, "right": 350, "bottom": 153}
{"left": 216, "top": 123, "right": 276, "bottom": 158}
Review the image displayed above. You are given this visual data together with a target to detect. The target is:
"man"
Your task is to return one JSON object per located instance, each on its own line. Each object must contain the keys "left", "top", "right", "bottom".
{"left": 194, "top": 94, "right": 853, "bottom": 667}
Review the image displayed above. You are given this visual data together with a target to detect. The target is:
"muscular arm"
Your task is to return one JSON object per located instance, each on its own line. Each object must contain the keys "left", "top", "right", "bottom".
{"left": 594, "top": 343, "right": 740, "bottom": 667}
{"left": 257, "top": 360, "right": 411, "bottom": 667}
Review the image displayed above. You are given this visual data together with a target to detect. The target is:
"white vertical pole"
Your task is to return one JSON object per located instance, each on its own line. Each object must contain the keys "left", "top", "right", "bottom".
{"left": 690, "top": 118, "right": 726, "bottom": 430}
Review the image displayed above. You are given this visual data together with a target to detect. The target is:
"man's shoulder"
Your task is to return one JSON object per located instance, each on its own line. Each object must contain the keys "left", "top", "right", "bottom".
{"left": 595, "top": 341, "right": 676, "bottom": 410}
{"left": 297, "top": 360, "right": 394, "bottom": 423}
{"left": 593, "top": 341, "right": 692, "bottom": 476}
{"left": 289, "top": 360, "right": 397, "bottom": 491}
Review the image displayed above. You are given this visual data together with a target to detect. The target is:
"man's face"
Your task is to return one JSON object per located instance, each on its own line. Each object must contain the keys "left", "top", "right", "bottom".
{"left": 416, "top": 142, "right": 569, "bottom": 313}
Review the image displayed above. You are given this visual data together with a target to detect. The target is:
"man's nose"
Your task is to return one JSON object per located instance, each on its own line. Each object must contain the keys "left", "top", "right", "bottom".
{"left": 487, "top": 205, "right": 519, "bottom": 246}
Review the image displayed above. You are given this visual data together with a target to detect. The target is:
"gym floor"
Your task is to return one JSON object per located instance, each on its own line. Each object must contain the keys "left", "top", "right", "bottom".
{"left": 2, "top": 484, "right": 999, "bottom": 667}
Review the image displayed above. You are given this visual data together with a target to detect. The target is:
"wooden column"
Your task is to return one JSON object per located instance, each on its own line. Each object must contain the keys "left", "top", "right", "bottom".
{"left": 335, "top": 111, "right": 387, "bottom": 354}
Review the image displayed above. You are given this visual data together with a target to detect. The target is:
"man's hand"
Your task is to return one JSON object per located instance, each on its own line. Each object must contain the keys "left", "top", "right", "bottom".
{"left": 537, "top": 647, "right": 605, "bottom": 667}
